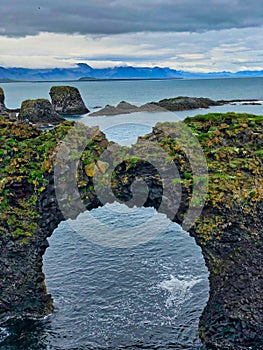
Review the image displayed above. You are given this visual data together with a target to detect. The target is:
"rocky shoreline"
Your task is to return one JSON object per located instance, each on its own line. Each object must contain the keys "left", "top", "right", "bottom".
{"left": 1, "top": 85, "right": 261, "bottom": 124}
{"left": 0, "top": 85, "right": 89, "bottom": 125}
{"left": 89, "top": 97, "right": 261, "bottom": 116}
{"left": 0, "top": 110, "right": 262, "bottom": 349}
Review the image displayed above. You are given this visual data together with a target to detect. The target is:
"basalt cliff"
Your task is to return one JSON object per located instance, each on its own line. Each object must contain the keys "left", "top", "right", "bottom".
{"left": 0, "top": 112, "right": 262, "bottom": 349}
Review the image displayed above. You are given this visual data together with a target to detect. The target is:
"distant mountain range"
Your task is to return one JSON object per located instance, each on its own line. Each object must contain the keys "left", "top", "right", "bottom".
{"left": 1, "top": 63, "right": 263, "bottom": 81}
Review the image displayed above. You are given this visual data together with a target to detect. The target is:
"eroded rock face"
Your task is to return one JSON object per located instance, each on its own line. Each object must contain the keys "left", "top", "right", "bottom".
{"left": 49, "top": 86, "right": 89, "bottom": 115}
{"left": 0, "top": 87, "right": 19, "bottom": 122}
{"left": 0, "top": 87, "right": 7, "bottom": 114}
{"left": 0, "top": 113, "right": 263, "bottom": 349}
{"left": 141, "top": 117, "right": 263, "bottom": 350}
{"left": 19, "top": 99, "right": 65, "bottom": 125}
{"left": 0, "top": 87, "right": 4, "bottom": 105}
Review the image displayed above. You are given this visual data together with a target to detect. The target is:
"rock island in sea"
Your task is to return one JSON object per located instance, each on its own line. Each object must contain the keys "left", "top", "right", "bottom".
{"left": 0, "top": 85, "right": 262, "bottom": 350}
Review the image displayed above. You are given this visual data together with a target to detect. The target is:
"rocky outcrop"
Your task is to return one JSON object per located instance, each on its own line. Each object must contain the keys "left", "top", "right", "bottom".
{"left": 89, "top": 100, "right": 163, "bottom": 116}
{"left": 153, "top": 96, "right": 218, "bottom": 110}
{"left": 49, "top": 86, "right": 89, "bottom": 115}
{"left": 0, "top": 87, "right": 5, "bottom": 109}
{"left": 140, "top": 116, "right": 263, "bottom": 349}
{"left": 18, "top": 99, "right": 65, "bottom": 125}
{"left": 90, "top": 97, "right": 261, "bottom": 116}
{"left": 0, "top": 87, "right": 20, "bottom": 122}
{"left": 0, "top": 113, "right": 262, "bottom": 349}
{"left": 0, "top": 87, "right": 8, "bottom": 116}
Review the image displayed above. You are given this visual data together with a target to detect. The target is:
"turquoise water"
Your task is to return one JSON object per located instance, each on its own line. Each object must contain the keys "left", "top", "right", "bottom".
{"left": 0, "top": 78, "right": 262, "bottom": 349}
{"left": 2, "top": 77, "right": 263, "bottom": 110}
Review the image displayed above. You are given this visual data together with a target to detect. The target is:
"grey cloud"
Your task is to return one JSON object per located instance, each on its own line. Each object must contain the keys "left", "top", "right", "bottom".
{"left": 1, "top": 0, "right": 263, "bottom": 37}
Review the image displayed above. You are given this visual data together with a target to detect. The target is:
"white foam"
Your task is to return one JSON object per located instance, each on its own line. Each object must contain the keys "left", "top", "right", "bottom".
{"left": 0, "top": 327, "right": 10, "bottom": 341}
{"left": 158, "top": 275, "right": 203, "bottom": 311}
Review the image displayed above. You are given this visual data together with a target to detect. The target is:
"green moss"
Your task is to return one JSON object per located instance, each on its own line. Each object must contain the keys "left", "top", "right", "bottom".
{"left": 50, "top": 86, "right": 78, "bottom": 95}
{"left": 0, "top": 118, "right": 109, "bottom": 243}
{"left": 255, "top": 149, "right": 263, "bottom": 159}
{"left": 0, "top": 119, "right": 75, "bottom": 241}
{"left": 1, "top": 112, "right": 262, "bottom": 245}
{"left": 22, "top": 99, "right": 48, "bottom": 106}
{"left": 143, "top": 113, "right": 263, "bottom": 242}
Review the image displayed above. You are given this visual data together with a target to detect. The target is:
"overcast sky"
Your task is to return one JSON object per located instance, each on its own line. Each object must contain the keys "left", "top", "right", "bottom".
{"left": 1, "top": 0, "right": 263, "bottom": 72}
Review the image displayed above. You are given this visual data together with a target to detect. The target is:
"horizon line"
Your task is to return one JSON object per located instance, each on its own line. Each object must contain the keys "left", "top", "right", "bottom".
{"left": 1, "top": 62, "right": 263, "bottom": 74}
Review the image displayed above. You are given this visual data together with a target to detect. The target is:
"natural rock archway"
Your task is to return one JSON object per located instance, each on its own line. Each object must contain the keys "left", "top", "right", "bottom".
{"left": 0, "top": 113, "right": 262, "bottom": 349}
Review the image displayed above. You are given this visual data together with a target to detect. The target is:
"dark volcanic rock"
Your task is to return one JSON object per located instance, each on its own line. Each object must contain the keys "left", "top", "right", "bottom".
{"left": 89, "top": 96, "right": 262, "bottom": 117}
{"left": 90, "top": 96, "right": 218, "bottom": 117}
{"left": 89, "top": 101, "right": 139, "bottom": 116}
{"left": 117, "top": 101, "right": 138, "bottom": 111}
{"left": 0, "top": 87, "right": 4, "bottom": 105}
{"left": 50, "top": 86, "right": 89, "bottom": 115}
{"left": 0, "top": 113, "right": 263, "bottom": 349}
{"left": 0, "top": 87, "right": 19, "bottom": 121}
{"left": 19, "top": 99, "right": 65, "bottom": 125}
{"left": 89, "top": 101, "right": 166, "bottom": 116}
{"left": 0, "top": 87, "right": 7, "bottom": 114}
{"left": 154, "top": 96, "right": 218, "bottom": 111}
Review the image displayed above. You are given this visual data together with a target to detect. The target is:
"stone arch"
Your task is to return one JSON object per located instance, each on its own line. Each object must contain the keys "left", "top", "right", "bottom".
{"left": 0, "top": 116, "right": 262, "bottom": 349}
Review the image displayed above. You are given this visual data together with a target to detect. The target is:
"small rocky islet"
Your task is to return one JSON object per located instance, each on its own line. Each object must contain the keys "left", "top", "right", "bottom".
{"left": 89, "top": 96, "right": 261, "bottom": 116}
{"left": 1, "top": 84, "right": 261, "bottom": 123}
{"left": 19, "top": 99, "right": 65, "bottom": 125}
{"left": 49, "top": 85, "right": 89, "bottom": 115}
{"left": 1, "top": 85, "right": 89, "bottom": 125}
{"left": 0, "top": 85, "right": 262, "bottom": 350}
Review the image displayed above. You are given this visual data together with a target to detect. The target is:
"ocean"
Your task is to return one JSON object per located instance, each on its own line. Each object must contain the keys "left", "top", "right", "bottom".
{"left": 0, "top": 77, "right": 262, "bottom": 349}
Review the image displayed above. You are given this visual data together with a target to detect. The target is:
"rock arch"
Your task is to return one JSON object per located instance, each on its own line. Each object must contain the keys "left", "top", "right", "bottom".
{"left": 0, "top": 114, "right": 262, "bottom": 349}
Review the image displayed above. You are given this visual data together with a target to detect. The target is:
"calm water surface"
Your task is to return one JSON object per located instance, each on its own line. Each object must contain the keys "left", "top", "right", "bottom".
{"left": 0, "top": 207, "right": 209, "bottom": 350}
{"left": 2, "top": 77, "right": 263, "bottom": 110}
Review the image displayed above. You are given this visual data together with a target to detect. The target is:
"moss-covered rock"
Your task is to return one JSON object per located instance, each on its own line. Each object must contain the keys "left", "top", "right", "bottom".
{"left": 0, "top": 118, "right": 107, "bottom": 319}
{"left": 0, "top": 112, "right": 262, "bottom": 349}
{"left": 49, "top": 86, "right": 89, "bottom": 115}
{"left": 138, "top": 113, "right": 263, "bottom": 349}
{"left": 18, "top": 99, "right": 65, "bottom": 125}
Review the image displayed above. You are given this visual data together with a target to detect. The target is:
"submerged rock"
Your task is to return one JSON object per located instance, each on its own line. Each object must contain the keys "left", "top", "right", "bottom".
{"left": 19, "top": 99, "right": 65, "bottom": 125}
{"left": 50, "top": 86, "right": 89, "bottom": 115}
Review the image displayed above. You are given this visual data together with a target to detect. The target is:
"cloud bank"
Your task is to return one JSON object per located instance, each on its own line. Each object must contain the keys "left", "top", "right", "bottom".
{"left": 0, "top": 1, "right": 263, "bottom": 71}
{"left": 1, "top": 0, "right": 263, "bottom": 37}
